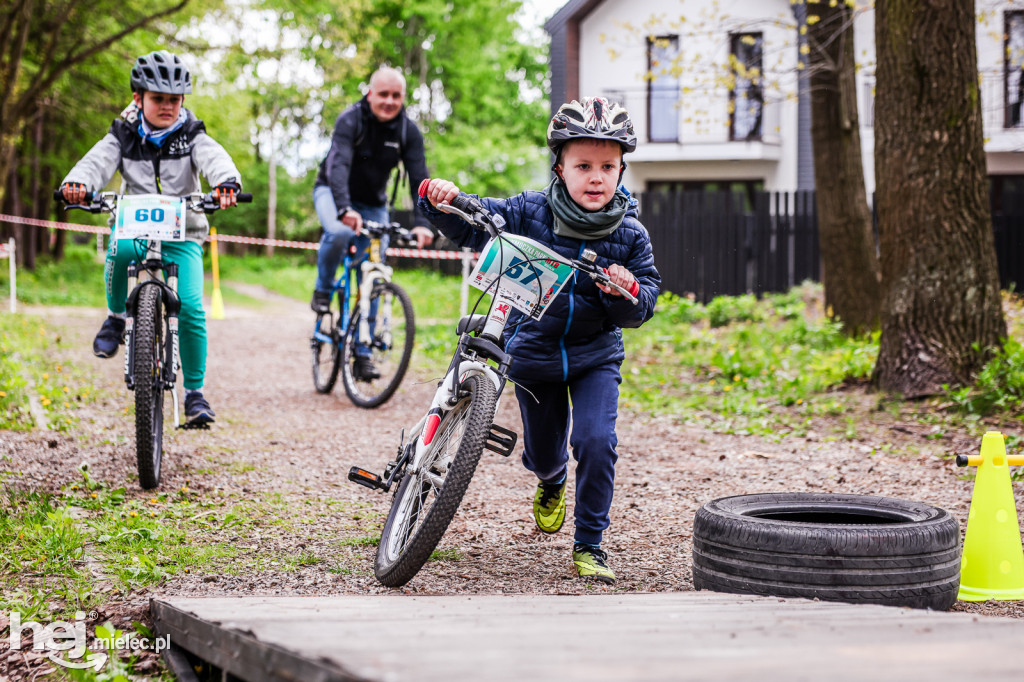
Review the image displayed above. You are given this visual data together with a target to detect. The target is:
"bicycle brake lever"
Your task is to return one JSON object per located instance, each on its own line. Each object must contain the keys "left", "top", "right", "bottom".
{"left": 437, "top": 201, "right": 476, "bottom": 224}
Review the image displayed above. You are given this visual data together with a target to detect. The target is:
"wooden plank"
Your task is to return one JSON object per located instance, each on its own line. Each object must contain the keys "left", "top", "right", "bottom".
{"left": 153, "top": 593, "right": 1024, "bottom": 682}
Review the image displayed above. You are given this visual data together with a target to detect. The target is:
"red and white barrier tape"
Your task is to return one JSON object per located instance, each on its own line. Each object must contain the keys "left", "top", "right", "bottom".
{"left": 208, "top": 232, "right": 320, "bottom": 251}
{"left": 0, "top": 213, "right": 108, "bottom": 235}
{"left": 0, "top": 243, "right": 10, "bottom": 258}
{"left": 0, "top": 213, "right": 478, "bottom": 261}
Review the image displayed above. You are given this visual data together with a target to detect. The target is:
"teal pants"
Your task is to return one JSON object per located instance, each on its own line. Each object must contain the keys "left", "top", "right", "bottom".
{"left": 104, "top": 238, "right": 207, "bottom": 390}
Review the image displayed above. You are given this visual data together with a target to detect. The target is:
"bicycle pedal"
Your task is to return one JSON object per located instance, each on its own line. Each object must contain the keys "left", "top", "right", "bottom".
{"left": 484, "top": 423, "right": 518, "bottom": 457}
{"left": 348, "top": 466, "right": 385, "bottom": 490}
{"left": 178, "top": 420, "right": 211, "bottom": 431}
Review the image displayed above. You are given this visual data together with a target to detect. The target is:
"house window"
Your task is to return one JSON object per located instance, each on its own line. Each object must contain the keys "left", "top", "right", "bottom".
{"left": 1006, "top": 12, "right": 1024, "bottom": 127}
{"left": 648, "top": 35, "right": 680, "bottom": 142}
{"left": 730, "top": 33, "right": 764, "bottom": 141}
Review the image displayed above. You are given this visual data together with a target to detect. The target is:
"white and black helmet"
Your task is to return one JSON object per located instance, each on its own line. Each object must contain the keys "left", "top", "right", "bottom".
{"left": 130, "top": 50, "right": 192, "bottom": 95}
{"left": 547, "top": 97, "right": 637, "bottom": 155}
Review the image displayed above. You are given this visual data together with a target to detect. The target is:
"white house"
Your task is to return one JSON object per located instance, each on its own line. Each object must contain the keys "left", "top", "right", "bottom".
{"left": 545, "top": 0, "right": 1024, "bottom": 204}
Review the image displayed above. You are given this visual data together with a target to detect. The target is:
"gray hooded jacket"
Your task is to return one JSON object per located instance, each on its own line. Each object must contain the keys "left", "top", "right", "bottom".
{"left": 62, "top": 103, "right": 241, "bottom": 243}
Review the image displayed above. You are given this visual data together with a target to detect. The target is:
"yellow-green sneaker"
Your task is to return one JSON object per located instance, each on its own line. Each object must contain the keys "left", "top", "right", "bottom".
{"left": 573, "top": 543, "right": 615, "bottom": 584}
{"left": 532, "top": 478, "right": 567, "bottom": 534}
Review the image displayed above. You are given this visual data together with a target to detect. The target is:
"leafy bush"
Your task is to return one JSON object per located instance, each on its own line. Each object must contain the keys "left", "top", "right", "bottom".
{"left": 947, "top": 338, "right": 1024, "bottom": 417}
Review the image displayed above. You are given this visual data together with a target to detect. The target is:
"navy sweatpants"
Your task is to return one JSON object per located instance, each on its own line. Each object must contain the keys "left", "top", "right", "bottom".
{"left": 514, "top": 362, "right": 622, "bottom": 546}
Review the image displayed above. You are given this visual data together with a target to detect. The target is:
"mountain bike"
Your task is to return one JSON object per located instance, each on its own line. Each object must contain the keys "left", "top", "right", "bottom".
{"left": 347, "top": 194, "right": 638, "bottom": 587}
{"left": 55, "top": 189, "right": 252, "bottom": 489}
{"left": 310, "top": 221, "right": 416, "bottom": 408}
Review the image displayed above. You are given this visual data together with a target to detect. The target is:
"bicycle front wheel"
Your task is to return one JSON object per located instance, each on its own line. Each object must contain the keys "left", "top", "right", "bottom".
{"left": 342, "top": 281, "right": 414, "bottom": 408}
{"left": 134, "top": 285, "right": 165, "bottom": 490}
{"left": 311, "top": 292, "right": 342, "bottom": 394}
{"left": 374, "top": 373, "right": 497, "bottom": 587}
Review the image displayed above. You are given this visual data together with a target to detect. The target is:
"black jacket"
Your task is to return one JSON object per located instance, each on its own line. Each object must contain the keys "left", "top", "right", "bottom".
{"left": 315, "top": 97, "right": 429, "bottom": 225}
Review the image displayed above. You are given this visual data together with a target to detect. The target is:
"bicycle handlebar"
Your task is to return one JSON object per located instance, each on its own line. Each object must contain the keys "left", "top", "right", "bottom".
{"left": 436, "top": 191, "right": 638, "bottom": 305}
{"left": 54, "top": 189, "right": 253, "bottom": 214}
{"left": 362, "top": 220, "right": 418, "bottom": 247}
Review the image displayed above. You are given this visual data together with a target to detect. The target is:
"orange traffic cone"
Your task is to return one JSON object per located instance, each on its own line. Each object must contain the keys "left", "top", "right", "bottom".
{"left": 956, "top": 431, "right": 1024, "bottom": 601}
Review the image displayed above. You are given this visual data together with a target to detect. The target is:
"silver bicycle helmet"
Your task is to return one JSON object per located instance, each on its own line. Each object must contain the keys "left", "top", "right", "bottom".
{"left": 547, "top": 97, "right": 637, "bottom": 155}
{"left": 130, "top": 50, "right": 192, "bottom": 94}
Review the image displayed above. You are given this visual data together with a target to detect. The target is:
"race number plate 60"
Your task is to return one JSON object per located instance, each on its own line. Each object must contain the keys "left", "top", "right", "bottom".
{"left": 114, "top": 194, "right": 186, "bottom": 241}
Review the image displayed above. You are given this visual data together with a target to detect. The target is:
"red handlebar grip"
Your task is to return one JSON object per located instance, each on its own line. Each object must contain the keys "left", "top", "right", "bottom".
{"left": 418, "top": 179, "right": 431, "bottom": 198}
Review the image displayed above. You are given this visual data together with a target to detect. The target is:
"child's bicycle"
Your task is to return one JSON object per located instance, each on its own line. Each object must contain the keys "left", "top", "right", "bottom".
{"left": 310, "top": 221, "right": 416, "bottom": 408}
{"left": 347, "top": 194, "right": 637, "bottom": 586}
{"left": 55, "top": 189, "right": 252, "bottom": 489}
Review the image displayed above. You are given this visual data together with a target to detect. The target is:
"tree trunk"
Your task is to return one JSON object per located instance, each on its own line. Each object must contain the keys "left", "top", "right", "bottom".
{"left": 873, "top": 0, "right": 1005, "bottom": 397}
{"left": 807, "top": 4, "right": 881, "bottom": 335}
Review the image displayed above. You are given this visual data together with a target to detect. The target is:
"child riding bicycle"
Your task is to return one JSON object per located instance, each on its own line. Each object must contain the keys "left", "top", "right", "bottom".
{"left": 60, "top": 50, "right": 242, "bottom": 427}
{"left": 420, "top": 97, "right": 661, "bottom": 584}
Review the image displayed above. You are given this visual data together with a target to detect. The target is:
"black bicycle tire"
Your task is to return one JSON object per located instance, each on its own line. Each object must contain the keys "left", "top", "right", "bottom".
{"left": 134, "top": 285, "right": 164, "bottom": 490}
{"left": 374, "top": 374, "right": 497, "bottom": 586}
{"left": 692, "top": 492, "right": 960, "bottom": 610}
{"left": 311, "top": 294, "right": 342, "bottom": 394}
{"left": 341, "top": 281, "right": 415, "bottom": 409}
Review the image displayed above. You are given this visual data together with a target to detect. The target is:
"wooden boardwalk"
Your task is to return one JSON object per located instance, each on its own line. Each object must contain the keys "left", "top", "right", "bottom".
{"left": 152, "top": 593, "right": 1024, "bottom": 682}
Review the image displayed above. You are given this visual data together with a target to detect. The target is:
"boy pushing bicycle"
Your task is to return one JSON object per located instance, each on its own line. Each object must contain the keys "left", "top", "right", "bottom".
{"left": 420, "top": 97, "right": 661, "bottom": 583}
{"left": 60, "top": 50, "right": 243, "bottom": 427}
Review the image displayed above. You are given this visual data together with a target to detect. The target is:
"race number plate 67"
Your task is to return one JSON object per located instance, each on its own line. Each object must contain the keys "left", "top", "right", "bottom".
{"left": 469, "top": 233, "right": 574, "bottom": 320}
{"left": 114, "top": 194, "right": 186, "bottom": 241}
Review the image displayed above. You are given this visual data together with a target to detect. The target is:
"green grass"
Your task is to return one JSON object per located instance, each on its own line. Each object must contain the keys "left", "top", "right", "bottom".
{"left": 620, "top": 285, "right": 880, "bottom": 438}
{"left": 0, "top": 242, "right": 108, "bottom": 307}
{"left": 0, "top": 313, "right": 99, "bottom": 431}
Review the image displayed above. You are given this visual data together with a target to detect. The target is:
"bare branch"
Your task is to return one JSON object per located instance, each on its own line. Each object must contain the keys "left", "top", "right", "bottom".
{"left": 11, "top": 0, "right": 190, "bottom": 121}
{"left": 0, "top": 0, "right": 32, "bottom": 58}
{"left": 0, "top": 0, "right": 34, "bottom": 120}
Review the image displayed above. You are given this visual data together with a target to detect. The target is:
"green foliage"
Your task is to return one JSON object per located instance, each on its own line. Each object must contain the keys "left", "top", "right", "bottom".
{"left": 621, "top": 284, "right": 879, "bottom": 438}
{"left": 13, "top": 0, "right": 550, "bottom": 263}
{"left": 946, "top": 338, "right": 1024, "bottom": 417}
{"left": 0, "top": 243, "right": 107, "bottom": 307}
{"left": 344, "top": 0, "right": 550, "bottom": 198}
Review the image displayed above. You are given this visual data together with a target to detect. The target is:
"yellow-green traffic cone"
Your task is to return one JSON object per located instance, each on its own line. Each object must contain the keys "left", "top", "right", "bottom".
{"left": 957, "top": 431, "right": 1024, "bottom": 601}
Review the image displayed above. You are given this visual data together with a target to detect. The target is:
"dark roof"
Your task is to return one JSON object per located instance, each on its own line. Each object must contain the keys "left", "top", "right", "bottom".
{"left": 544, "top": 0, "right": 605, "bottom": 34}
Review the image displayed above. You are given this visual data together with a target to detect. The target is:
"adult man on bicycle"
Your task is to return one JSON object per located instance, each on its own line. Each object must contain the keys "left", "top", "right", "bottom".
{"left": 311, "top": 66, "right": 434, "bottom": 381}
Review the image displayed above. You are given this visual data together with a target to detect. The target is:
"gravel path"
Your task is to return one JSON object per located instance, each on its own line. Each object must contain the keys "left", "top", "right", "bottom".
{"left": 4, "top": 288, "right": 1024, "bottom": 626}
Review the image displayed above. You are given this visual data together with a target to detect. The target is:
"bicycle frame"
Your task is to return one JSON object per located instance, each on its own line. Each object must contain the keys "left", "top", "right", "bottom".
{"left": 312, "top": 231, "right": 392, "bottom": 352}
{"left": 353, "top": 263, "right": 519, "bottom": 493}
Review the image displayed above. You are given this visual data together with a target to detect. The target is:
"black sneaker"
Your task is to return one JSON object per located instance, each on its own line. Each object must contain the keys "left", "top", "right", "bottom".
{"left": 311, "top": 289, "right": 331, "bottom": 314}
{"left": 184, "top": 391, "right": 215, "bottom": 426}
{"left": 93, "top": 316, "right": 125, "bottom": 358}
{"left": 353, "top": 356, "right": 381, "bottom": 382}
{"left": 572, "top": 543, "right": 615, "bottom": 584}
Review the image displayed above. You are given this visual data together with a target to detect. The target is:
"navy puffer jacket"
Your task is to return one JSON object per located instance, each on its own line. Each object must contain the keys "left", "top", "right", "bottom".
{"left": 419, "top": 190, "right": 661, "bottom": 384}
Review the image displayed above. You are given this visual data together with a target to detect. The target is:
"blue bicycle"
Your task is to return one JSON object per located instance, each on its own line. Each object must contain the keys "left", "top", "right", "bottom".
{"left": 310, "top": 221, "right": 416, "bottom": 408}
